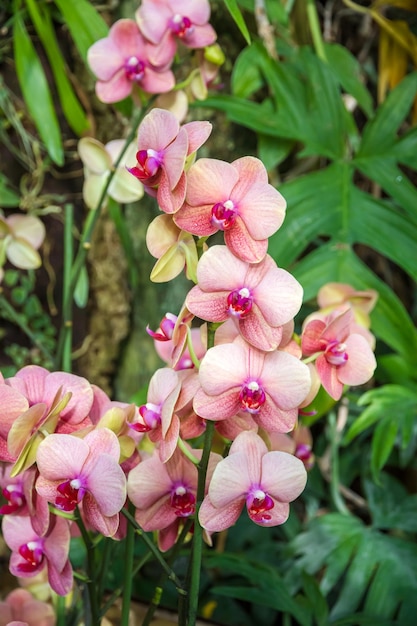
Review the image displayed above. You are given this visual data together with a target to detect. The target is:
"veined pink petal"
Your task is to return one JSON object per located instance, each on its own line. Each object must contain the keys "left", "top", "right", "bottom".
{"left": 95, "top": 71, "right": 133, "bottom": 104}
{"left": 43, "top": 515, "right": 71, "bottom": 572}
{"left": 197, "top": 342, "right": 251, "bottom": 395}
{"left": 159, "top": 414, "right": 180, "bottom": 462}
{"left": 194, "top": 388, "right": 241, "bottom": 421}
{"left": 157, "top": 170, "right": 187, "bottom": 213}
{"left": 44, "top": 372, "right": 93, "bottom": 424}
{"left": 261, "top": 451, "right": 307, "bottom": 501}
{"left": 173, "top": 201, "right": 217, "bottom": 236}
{"left": 253, "top": 267, "right": 303, "bottom": 327}
{"left": 83, "top": 493, "right": 120, "bottom": 537}
{"left": 254, "top": 401, "right": 297, "bottom": 433}
{"left": 236, "top": 182, "right": 286, "bottom": 240}
{"left": 138, "top": 108, "right": 180, "bottom": 151}
{"left": 183, "top": 121, "right": 212, "bottom": 155}
{"left": 199, "top": 495, "right": 243, "bottom": 532}
{"left": 182, "top": 23, "right": 216, "bottom": 48}
{"left": 47, "top": 558, "right": 73, "bottom": 596}
{"left": 186, "top": 287, "right": 230, "bottom": 322}
{"left": 196, "top": 245, "right": 248, "bottom": 291}
{"left": 184, "top": 158, "right": 238, "bottom": 206}
{"left": 148, "top": 367, "right": 180, "bottom": 405}
{"left": 87, "top": 38, "right": 124, "bottom": 81}
{"left": 337, "top": 334, "right": 377, "bottom": 386}
{"left": 158, "top": 520, "right": 181, "bottom": 552}
{"left": 316, "top": 354, "right": 343, "bottom": 400}
{"left": 135, "top": 496, "right": 177, "bottom": 531}
{"left": 160, "top": 127, "right": 189, "bottom": 189}
{"left": 109, "top": 19, "right": 147, "bottom": 59}
{"left": 13, "top": 365, "right": 48, "bottom": 405}
{"left": 208, "top": 451, "right": 253, "bottom": 507}
{"left": 301, "top": 318, "right": 327, "bottom": 354}
{"left": 224, "top": 217, "right": 268, "bottom": 263}
{"left": 321, "top": 308, "right": 352, "bottom": 343}
{"left": 0, "top": 385, "right": 28, "bottom": 439}
{"left": 85, "top": 455, "right": 126, "bottom": 516}
{"left": 36, "top": 434, "right": 90, "bottom": 480}
{"left": 136, "top": 2, "right": 172, "bottom": 43}
{"left": 128, "top": 454, "right": 172, "bottom": 508}
{"left": 140, "top": 67, "right": 175, "bottom": 94}
{"left": 261, "top": 351, "right": 311, "bottom": 410}
{"left": 232, "top": 156, "right": 268, "bottom": 185}
{"left": 239, "top": 309, "right": 283, "bottom": 351}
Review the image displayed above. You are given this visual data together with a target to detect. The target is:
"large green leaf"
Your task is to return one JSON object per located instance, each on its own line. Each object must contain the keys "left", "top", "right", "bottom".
{"left": 13, "top": 13, "right": 64, "bottom": 165}
{"left": 25, "top": 0, "right": 89, "bottom": 135}
{"left": 357, "top": 72, "right": 417, "bottom": 157}
{"left": 364, "top": 473, "right": 417, "bottom": 533}
{"left": 53, "top": 0, "right": 109, "bottom": 61}
{"left": 292, "top": 513, "right": 417, "bottom": 624}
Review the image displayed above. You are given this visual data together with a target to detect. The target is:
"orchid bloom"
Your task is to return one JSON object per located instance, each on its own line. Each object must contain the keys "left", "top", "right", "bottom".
{"left": 128, "top": 108, "right": 212, "bottom": 213}
{"left": 78, "top": 137, "right": 144, "bottom": 210}
{"left": 0, "top": 464, "right": 50, "bottom": 537}
{"left": 128, "top": 367, "right": 181, "bottom": 462}
{"left": 301, "top": 309, "right": 377, "bottom": 401}
{"left": 0, "top": 366, "right": 94, "bottom": 474}
{"left": 87, "top": 19, "right": 175, "bottom": 103}
{"left": 136, "top": 0, "right": 216, "bottom": 67}
{"left": 186, "top": 245, "right": 303, "bottom": 351}
{"left": 0, "top": 588, "right": 55, "bottom": 626}
{"left": 0, "top": 214, "right": 45, "bottom": 275}
{"left": 2, "top": 514, "right": 73, "bottom": 596}
{"left": 127, "top": 446, "right": 220, "bottom": 551}
{"left": 317, "top": 282, "right": 378, "bottom": 329}
{"left": 194, "top": 336, "right": 311, "bottom": 433}
{"left": 146, "top": 214, "right": 198, "bottom": 283}
{"left": 199, "top": 431, "right": 307, "bottom": 531}
{"left": 174, "top": 157, "right": 286, "bottom": 263}
{"left": 35, "top": 429, "right": 126, "bottom": 537}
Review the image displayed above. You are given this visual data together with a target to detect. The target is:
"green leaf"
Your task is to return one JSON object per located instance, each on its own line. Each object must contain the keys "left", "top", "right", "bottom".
{"left": 231, "top": 45, "right": 264, "bottom": 98}
{"left": 13, "top": 14, "right": 64, "bottom": 165}
{"left": 0, "top": 174, "right": 20, "bottom": 207}
{"left": 357, "top": 72, "right": 417, "bottom": 157}
{"left": 346, "top": 385, "right": 417, "bottom": 442}
{"left": 107, "top": 198, "right": 137, "bottom": 289}
{"left": 324, "top": 43, "right": 373, "bottom": 118}
{"left": 25, "top": 0, "right": 89, "bottom": 135}
{"left": 292, "top": 513, "right": 417, "bottom": 624}
{"left": 301, "top": 571, "right": 329, "bottom": 626}
{"left": 349, "top": 187, "right": 417, "bottom": 281}
{"left": 364, "top": 473, "right": 417, "bottom": 533}
{"left": 74, "top": 264, "right": 89, "bottom": 308}
{"left": 258, "top": 134, "right": 294, "bottom": 171}
{"left": 53, "top": 0, "right": 109, "bottom": 61}
{"left": 371, "top": 418, "right": 398, "bottom": 480}
{"left": 223, "top": 0, "right": 251, "bottom": 44}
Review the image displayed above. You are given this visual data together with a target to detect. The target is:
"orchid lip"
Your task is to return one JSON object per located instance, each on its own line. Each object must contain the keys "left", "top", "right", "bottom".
{"left": 211, "top": 199, "right": 237, "bottom": 230}
{"left": 227, "top": 287, "right": 253, "bottom": 318}
{"left": 125, "top": 56, "right": 145, "bottom": 82}
{"left": 247, "top": 488, "right": 274, "bottom": 523}
{"left": 170, "top": 484, "right": 196, "bottom": 517}
{"left": 325, "top": 341, "right": 348, "bottom": 366}
{"left": 170, "top": 14, "right": 195, "bottom": 38}
{"left": 239, "top": 380, "right": 266, "bottom": 414}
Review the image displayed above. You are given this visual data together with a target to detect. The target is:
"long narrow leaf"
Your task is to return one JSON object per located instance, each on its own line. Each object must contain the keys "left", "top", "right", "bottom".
{"left": 25, "top": 0, "right": 89, "bottom": 135}
{"left": 13, "top": 14, "right": 64, "bottom": 165}
{"left": 223, "top": 0, "right": 251, "bottom": 44}
{"left": 53, "top": 0, "right": 109, "bottom": 61}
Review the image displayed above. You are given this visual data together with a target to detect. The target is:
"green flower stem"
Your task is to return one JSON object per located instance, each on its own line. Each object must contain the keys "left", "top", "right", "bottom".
{"left": 76, "top": 509, "right": 100, "bottom": 626}
{"left": 97, "top": 538, "right": 113, "bottom": 601}
{"left": 121, "top": 502, "right": 136, "bottom": 626}
{"left": 328, "top": 411, "right": 350, "bottom": 515}
{"left": 305, "top": 0, "right": 327, "bottom": 62}
{"left": 55, "top": 594, "right": 66, "bottom": 626}
{"left": 99, "top": 551, "right": 153, "bottom": 618}
{"left": 186, "top": 326, "right": 201, "bottom": 369}
{"left": 178, "top": 436, "right": 200, "bottom": 465}
{"left": 142, "top": 519, "right": 194, "bottom": 626}
{"left": 185, "top": 322, "right": 217, "bottom": 626}
{"left": 121, "top": 507, "right": 186, "bottom": 593}
{"left": 55, "top": 102, "right": 154, "bottom": 369}
{"left": 61, "top": 203, "right": 73, "bottom": 372}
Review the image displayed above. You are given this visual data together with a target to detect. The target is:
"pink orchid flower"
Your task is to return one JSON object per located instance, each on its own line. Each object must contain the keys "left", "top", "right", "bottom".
{"left": 136, "top": 0, "right": 216, "bottom": 67}
{"left": 199, "top": 431, "right": 307, "bottom": 531}
{"left": 128, "top": 108, "right": 212, "bottom": 213}
{"left": 127, "top": 446, "right": 220, "bottom": 551}
{"left": 174, "top": 157, "right": 286, "bottom": 263}
{"left": 0, "top": 366, "right": 94, "bottom": 473}
{"left": 2, "top": 514, "right": 73, "bottom": 596}
{"left": 317, "top": 282, "right": 378, "bottom": 329}
{"left": 186, "top": 245, "right": 303, "bottom": 351}
{"left": 0, "top": 464, "right": 50, "bottom": 537}
{"left": 35, "top": 429, "right": 126, "bottom": 537}
{"left": 194, "top": 336, "right": 311, "bottom": 433}
{"left": 301, "top": 309, "right": 377, "bottom": 401}
{"left": 87, "top": 19, "right": 175, "bottom": 103}
{"left": 269, "top": 425, "right": 315, "bottom": 471}
{"left": 0, "top": 588, "right": 55, "bottom": 626}
{"left": 128, "top": 367, "right": 181, "bottom": 462}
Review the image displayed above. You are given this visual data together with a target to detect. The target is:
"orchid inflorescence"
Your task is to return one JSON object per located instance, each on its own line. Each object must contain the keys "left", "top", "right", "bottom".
{"left": 0, "top": 0, "right": 377, "bottom": 623}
